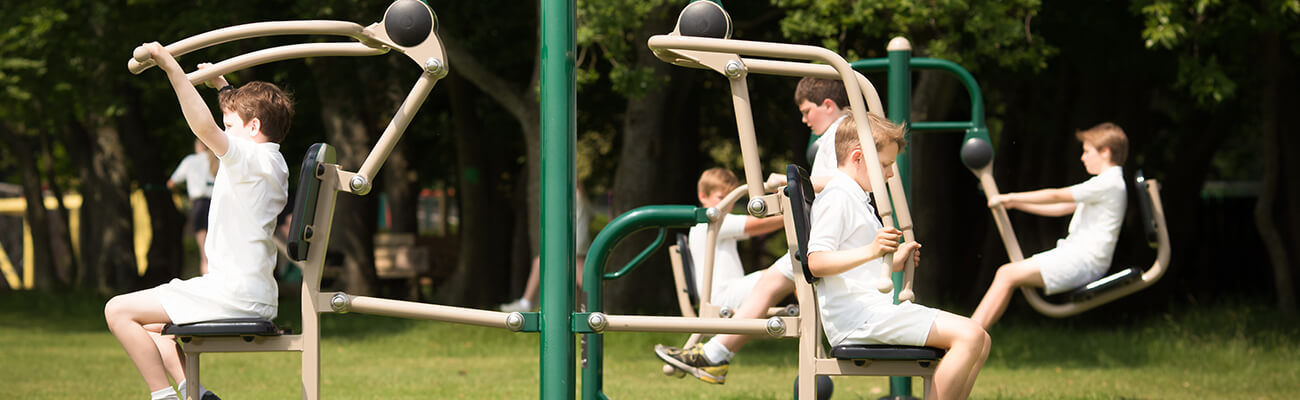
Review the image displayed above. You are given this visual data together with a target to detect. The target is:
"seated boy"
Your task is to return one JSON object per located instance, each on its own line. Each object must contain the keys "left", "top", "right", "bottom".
{"left": 105, "top": 42, "right": 293, "bottom": 400}
{"left": 689, "top": 168, "right": 785, "bottom": 310}
{"left": 971, "top": 122, "right": 1129, "bottom": 329}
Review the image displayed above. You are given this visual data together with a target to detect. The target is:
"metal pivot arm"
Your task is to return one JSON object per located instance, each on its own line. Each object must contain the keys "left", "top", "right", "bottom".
{"left": 128, "top": 0, "right": 448, "bottom": 196}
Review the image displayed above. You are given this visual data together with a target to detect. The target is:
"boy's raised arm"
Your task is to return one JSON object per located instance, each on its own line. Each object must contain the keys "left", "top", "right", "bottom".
{"left": 142, "top": 42, "right": 228, "bottom": 156}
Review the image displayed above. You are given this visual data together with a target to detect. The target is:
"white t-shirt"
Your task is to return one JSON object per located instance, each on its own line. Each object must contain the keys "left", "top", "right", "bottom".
{"left": 205, "top": 134, "right": 288, "bottom": 306}
{"left": 688, "top": 214, "right": 750, "bottom": 304}
{"left": 806, "top": 170, "right": 893, "bottom": 345}
{"left": 810, "top": 114, "right": 849, "bottom": 178}
{"left": 169, "top": 153, "right": 216, "bottom": 199}
{"left": 1059, "top": 165, "right": 1127, "bottom": 266}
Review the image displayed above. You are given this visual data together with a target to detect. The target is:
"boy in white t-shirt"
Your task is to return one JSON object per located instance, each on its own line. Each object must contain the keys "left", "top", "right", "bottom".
{"left": 106, "top": 42, "right": 294, "bottom": 400}
{"left": 972, "top": 122, "right": 1129, "bottom": 329}
{"left": 806, "top": 114, "right": 988, "bottom": 399}
{"left": 688, "top": 168, "right": 785, "bottom": 309}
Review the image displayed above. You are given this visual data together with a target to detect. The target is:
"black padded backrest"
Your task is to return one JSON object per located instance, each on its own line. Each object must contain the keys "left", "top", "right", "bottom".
{"left": 676, "top": 233, "right": 700, "bottom": 306}
{"left": 287, "top": 143, "right": 336, "bottom": 261}
{"left": 1133, "top": 170, "right": 1158, "bottom": 248}
{"left": 785, "top": 164, "right": 817, "bottom": 284}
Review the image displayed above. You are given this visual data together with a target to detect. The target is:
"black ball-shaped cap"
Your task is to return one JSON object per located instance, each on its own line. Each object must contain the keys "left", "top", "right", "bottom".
{"left": 384, "top": 0, "right": 435, "bottom": 48}
{"left": 677, "top": 1, "right": 732, "bottom": 39}
{"left": 960, "top": 137, "right": 995, "bottom": 170}
{"left": 792, "top": 375, "right": 834, "bottom": 400}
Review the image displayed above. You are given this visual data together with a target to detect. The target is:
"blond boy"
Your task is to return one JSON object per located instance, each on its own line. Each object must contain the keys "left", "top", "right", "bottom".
{"left": 688, "top": 168, "right": 785, "bottom": 309}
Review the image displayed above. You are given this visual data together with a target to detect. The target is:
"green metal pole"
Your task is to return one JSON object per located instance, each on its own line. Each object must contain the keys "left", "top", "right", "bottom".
{"left": 539, "top": 0, "right": 576, "bottom": 398}
{"left": 885, "top": 36, "right": 915, "bottom": 399}
{"left": 581, "top": 205, "right": 708, "bottom": 400}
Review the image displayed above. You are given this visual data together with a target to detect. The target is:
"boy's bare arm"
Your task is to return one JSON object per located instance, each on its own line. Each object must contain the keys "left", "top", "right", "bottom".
{"left": 141, "top": 42, "right": 228, "bottom": 156}
{"left": 743, "top": 215, "right": 784, "bottom": 237}
{"left": 989, "top": 187, "right": 1074, "bottom": 216}
{"left": 1010, "top": 202, "right": 1076, "bottom": 217}
{"left": 806, "top": 227, "right": 900, "bottom": 277}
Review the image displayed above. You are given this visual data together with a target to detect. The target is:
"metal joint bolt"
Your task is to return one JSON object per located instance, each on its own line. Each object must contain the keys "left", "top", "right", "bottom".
{"left": 705, "top": 207, "right": 722, "bottom": 222}
{"left": 747, "top": 198, "right": 767, "bottom": 216}
{"left": 505, "top": 312, "right": 525, "bottom": 332}
{"left": 718, "top": 307, "right": 734, "bottom": 319}
{"left": 766, "top": 316, "right": 786, "bottom": 337}
{"left": 424, "top": 57, "right": 448, "bottom": 79}
{"left": 330, "top": 293, "right": 351, "bottom": 313}
{"left": 587, "top": 312, "right": 608, "bottom": 333}
{"left": 350, "top": 176, "right": 370, "bottom": 195}
{"left": 724, "top": 60, "right": 745, "bottom": 79}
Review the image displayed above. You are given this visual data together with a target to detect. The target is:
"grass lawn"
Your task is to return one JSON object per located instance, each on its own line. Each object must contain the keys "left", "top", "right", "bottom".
{"left": 1, "top": 291, "right": 1296, "bottom": 399}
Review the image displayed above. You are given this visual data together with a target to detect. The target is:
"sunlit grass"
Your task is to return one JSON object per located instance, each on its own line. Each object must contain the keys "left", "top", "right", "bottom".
{"left": 1, "top": 291, "right": 1296, "bottom": 399}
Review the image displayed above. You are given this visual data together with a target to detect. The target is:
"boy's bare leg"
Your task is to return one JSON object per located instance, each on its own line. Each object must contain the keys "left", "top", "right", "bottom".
{"left": 970, "top": 260, "right": 1045, "bottom": 329}
{"left": 145, "top": 324, "right": 187, "bottom": 384}
{"left": 104, "top": 291, "right": 174, "bottom": 391}
{"left": 196, "top": 230, "right": 208, "bottom": 275}
{"left": 925, "top": 311, "right": 990, "bottom": 400}
{"left": 713, "top": 266, "right": 794, "bottom": 351}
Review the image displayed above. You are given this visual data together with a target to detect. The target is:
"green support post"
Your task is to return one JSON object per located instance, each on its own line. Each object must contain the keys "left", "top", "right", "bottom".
{"left": 581, "top": 206, "right": 709, "bottom": 400}
{"left": 539, "top": 0, "right": 577, "bottom": 399}
{"left": 885, "top": 37, "right": 916, "bottom": 399}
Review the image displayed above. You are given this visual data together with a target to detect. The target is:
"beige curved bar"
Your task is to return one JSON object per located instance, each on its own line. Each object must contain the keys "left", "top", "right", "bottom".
{"left": 129, "top": 21, "right": 371, "bottom": 74}
{"left": 648, "top": 34, "right": 898, "bottom": 293}
{"left": 974, "top": 165, "right": 1171, "bottom": 317}
{"left": 698, "top": 181, "right": 782, "bottom": 307}
{"left": 886, "top": 164, "right": 918, "bottom": 302}
{"left": 185, "top": 43, "right": 387, "bottom": 86}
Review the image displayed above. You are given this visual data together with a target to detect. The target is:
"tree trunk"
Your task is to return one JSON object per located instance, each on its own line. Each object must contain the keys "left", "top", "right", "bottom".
{"left": 605, "top": 6, "right": 686, "bottom": 313}
{"left": 309, "top": 59, "right": 381, "bottom": 296}
{"left": 39, "top": 129, "right": 77, "bottom": 287}
{"left": 442, "top": 74, "right": 518, "bottom": 306}
{"left": 72, "top": 115, "right": 140, "bottom": 294}
{"left": 1254, "top": 32, "right": 1295, "bottom": 317}
{"left": 117, "top": 86, "right": 185, "bottom": 287}
{"left": 0, "top": 123, "right": 55, "bottom": 290}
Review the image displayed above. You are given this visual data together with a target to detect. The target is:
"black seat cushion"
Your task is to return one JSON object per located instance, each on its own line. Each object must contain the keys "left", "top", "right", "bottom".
{"left": 831, "top": 344, "right": 946, "bottom": 360}
{"left": 1065, "top": 267, "right": 1144, "bottom": 302}
{"left": 162, "top": 318, "right": 283, "bottom": 337}
{"left": 785, "top": 164, "right": 817, "bottom": 284}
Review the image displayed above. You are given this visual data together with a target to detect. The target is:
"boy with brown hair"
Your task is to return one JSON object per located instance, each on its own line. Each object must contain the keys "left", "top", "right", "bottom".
{"left": 105, "top": 42, "right": 294, "bottom": 400}
{"left": 807, "top": 113, "right": 989, "bottom": 399}
{"left": 688, "top": 167, "right": 785, "bottom": 310}
{"left": 972, "top": 122, "right": 1129, "bottom": 329}
{"left": 796, "top": 77, "right": 850, "bottom": 178}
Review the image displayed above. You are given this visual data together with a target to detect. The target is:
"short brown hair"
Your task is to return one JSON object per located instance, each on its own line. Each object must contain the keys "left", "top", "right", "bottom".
{"left": 219, "top": 81, "right": 295, "bottom": 143}
{"left": 793, "top": 77, "right": 849, "bottom": 109}
{"left": 698, "top": 167, "right": 740, "bottom": 196}
{"left": 834, "top": 113, "right": 907, "bottom": 166}
{"left": 1075, "top": 122, "right": 1128, "bottom": 165}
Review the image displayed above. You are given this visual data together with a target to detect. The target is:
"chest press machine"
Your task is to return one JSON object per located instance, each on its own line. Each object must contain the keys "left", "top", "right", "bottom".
{"left": 647, "top": 2, "right": 944, "bottom": 398}
{"left": 127, "top": 2, "right": 545, "bottom": 399}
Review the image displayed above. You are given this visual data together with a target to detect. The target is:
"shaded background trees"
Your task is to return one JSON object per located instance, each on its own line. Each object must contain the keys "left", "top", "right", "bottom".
{"left": 1, "top": 0, "right": 1296, "bottom": 319}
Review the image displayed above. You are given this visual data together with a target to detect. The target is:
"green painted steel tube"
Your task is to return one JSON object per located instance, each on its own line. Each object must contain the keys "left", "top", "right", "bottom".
{"left": 539, "top": 0, "right": 576, "bottom": 399}
{"left": 602, "top": 227, "right": 669, "bottom": 280}
{"left": 581, "top": 205, "right": 707, "bottom": 400}
{"left": 850, "top": 57, "right": 986, "bottom": 131}
{"left": 885, "top": 41, "right": 915, "bottom": 399}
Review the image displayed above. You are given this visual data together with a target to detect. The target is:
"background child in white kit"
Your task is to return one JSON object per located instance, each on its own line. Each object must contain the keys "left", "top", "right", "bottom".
{"left": 688, "top": 167, "right": 784, "bottom": 310}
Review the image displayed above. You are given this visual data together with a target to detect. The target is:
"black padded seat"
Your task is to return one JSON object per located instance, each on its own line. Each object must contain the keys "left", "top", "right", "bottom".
{"left": 831, "top": 344, "right": 946, "bottom": 361}
{"left": 1065, "top": 267, "right": 1144, "bottom": 302}
{"left": 676, "top": 233, "right": 701, "bottom": 306}
{"left": 162, "top": 318, "right": 284, "bottom": 340}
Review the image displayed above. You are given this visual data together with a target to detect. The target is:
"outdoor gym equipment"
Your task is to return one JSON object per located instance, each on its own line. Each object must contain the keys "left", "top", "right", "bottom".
{"left": 126, "top": 2, "right": 542, "bottom": 399}
{"left": 641, "top": 2, "right": 942, "bottom": 399}
{"left": 960, "top": 138, "right": 1172, "bottom": 317}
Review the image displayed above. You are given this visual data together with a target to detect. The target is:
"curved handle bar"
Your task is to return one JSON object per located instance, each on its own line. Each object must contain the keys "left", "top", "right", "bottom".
{"left": 128, "top": 20, "right": 371, "bottom": 74}
{"left": 699, "top": 181, "right": 783, "bottom": 304}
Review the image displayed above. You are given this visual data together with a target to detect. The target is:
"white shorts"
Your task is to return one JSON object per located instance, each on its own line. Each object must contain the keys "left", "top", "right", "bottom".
{"left": 771, "top": 253, "right": 796, "bottom": 281}
{"left": 1030, "top": 247, "right": 1108, "bottom": 295}
{"left": 837, "top": 301, "right": 939, "bottom": 347}
{"left": 153, "top": 276, "right": 277, "bottom": 325}
{"left": 710, "top": 271, "right": 762, "bottom": 310}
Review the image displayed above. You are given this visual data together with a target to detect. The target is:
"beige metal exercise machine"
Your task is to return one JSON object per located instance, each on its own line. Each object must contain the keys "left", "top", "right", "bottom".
{"left": 647, "top": 2, "right": 939, "bottom": 398}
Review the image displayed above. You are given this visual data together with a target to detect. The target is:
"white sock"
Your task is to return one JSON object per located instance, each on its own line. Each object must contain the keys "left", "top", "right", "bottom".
{"left": 519, "top": 299, "right": 533, "bottom": 309}
{"left": 176, "top": 380, "right": 211, "bottom": 397}
{"left": 150, "top": 387, "right": 180, "bottom": 400}
{"left": 702, "top": 340, "right": 734, "bottom": 364}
